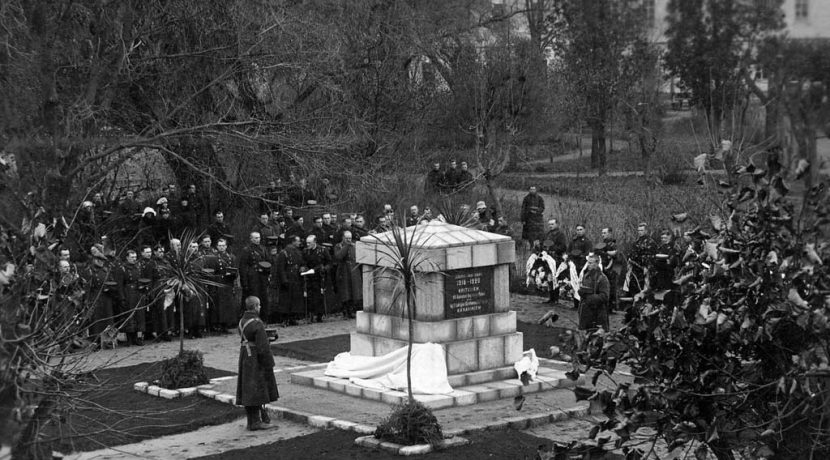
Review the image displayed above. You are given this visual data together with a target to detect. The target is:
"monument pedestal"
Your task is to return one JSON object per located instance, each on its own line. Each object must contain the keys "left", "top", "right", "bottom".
{"left": 350, "top": 221, "right": 521, "bottom": 381}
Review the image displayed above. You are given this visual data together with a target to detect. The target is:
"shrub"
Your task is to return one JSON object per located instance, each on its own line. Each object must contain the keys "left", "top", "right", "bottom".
{"left": 569, "top": 156, "right": 830, "bottom": 459}
{"left": 375, "top": 400, "right": 443, "bottom": 447}
{"left": 157, "top": 350, "right": 209, "bottom": 389}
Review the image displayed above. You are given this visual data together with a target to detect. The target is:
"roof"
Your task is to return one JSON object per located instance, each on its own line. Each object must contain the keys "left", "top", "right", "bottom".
{"left": 357, "top": 220, "right": 511, "bottom": 249}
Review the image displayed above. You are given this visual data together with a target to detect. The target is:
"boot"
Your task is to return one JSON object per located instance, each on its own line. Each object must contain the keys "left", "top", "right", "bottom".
{"left": 260, "top": 406, "right": 271, "bottom": 424}
{"left": 245, "top": 406, "right": 265, "bottom": 431}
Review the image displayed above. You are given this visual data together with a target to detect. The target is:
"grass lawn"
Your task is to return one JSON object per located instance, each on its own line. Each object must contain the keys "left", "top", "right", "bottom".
{"left": 43, "top": 362, "right": 240, "bottom": 454}
{"left": 195, "top": 428, "right": 566, "bottom": 460}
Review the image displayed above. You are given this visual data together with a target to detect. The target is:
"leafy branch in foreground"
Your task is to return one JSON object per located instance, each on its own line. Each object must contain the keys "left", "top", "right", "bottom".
{"left": 568, "top": 153, "right": 830, "bottom": 460}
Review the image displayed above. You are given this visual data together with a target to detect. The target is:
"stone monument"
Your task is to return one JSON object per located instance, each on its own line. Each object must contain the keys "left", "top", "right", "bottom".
{"left": 352, "top": 221, "right": 521, "bottom": 376}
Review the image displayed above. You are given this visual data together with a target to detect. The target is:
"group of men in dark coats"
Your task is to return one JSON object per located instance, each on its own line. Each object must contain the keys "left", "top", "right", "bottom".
{"left": 237, "top": 218, "right": 364, "bottom": 326}
{"left": 424, "top": 160, "right": 475, "bottom": 194}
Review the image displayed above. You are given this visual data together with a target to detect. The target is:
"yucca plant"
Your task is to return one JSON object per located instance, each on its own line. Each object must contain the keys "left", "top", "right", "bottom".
{"left": 153, "top": 230, "right": 224, "bottom": 355}
{"left": 434, "top": 198, "right": 479, "bottom": 228}
{"left": 370, "top": 215, "right": 443, "bottom": 445}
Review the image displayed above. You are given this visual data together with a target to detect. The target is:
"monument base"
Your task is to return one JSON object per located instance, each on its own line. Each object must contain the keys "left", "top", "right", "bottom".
{"left": 350, "top": 311, "right": 523, "bottom": 374}
{"left": 289, "top": 360, "right": 580, "bottom": 409}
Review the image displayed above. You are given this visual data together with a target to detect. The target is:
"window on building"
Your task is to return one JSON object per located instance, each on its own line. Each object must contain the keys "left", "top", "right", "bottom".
{"left": 643, "top": 0, "right": 656, "bottom": 27}
{"left": 795, "top": 0, "right": 809, "bottom": 20}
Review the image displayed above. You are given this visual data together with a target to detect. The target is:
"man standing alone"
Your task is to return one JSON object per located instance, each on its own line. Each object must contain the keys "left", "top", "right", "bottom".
{"left": 521, "top": 186, "right": 545, "bottom": 244}
{"left": 236, "top": 296, "right": 279, "bottom": 431}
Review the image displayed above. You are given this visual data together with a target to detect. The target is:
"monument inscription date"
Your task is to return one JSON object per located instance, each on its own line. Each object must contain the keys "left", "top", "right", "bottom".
{"left": 443, "top": 267, "right": 494, "bottom": 319}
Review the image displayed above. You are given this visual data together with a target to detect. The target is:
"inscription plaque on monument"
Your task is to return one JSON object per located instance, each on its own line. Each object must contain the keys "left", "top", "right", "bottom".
{"left": 444, "top": 267, "right": 494, "bottom": 319}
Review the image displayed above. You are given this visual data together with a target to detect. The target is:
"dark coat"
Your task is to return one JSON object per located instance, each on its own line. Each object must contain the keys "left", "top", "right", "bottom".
{"left": 274, "top": 246, "right": 305, "bottom": 315}
{"left": 543, "top": 229, "right": 568, "bottom": 258}
{"left": 425, "top": 169, "right": 443, "bottom": 194}
{"left": 118, "top": 262, "right": 145, "bottom": 333}
{"left": 207, "top": 221, "right": 232, "bottom": 246}
{"left": 239, "top": 244, "right": 269, "bottom": 305}
{"left": 212, "top": 251, "right": 239, "bottom": 325}
{"left": 578, "top": 268, "right": 610, "bottom": 331}
{"left": 303, "top": 246, "right": 333, "bottom": 314}
{"left": 569, "top": 235, "right": 593, "bottom": 271}
{"left": 520, "top": 193, "right": 545, "bottom": 242}
{"left": 84, "top": 263, "right": 118, "bottom": 335}
{"left": 235, "top": 311, "right": 279, "bottom": 406}
{"left": 333, "top": 241, "right": 362, "bottom": 304}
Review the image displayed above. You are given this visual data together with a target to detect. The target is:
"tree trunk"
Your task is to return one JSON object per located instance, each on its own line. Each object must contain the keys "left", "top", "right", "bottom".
{"left": 590, "top": 119, "right": 607, "bottom": 173}
{"left": 405, "top": 282, "right": 413, "bottom": 401}
{"left": 179, "top": 295, "right": 185, "bottom": 355}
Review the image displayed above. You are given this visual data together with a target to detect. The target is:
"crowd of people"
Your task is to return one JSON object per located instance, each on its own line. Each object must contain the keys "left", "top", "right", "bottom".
{"left": 32, "top": 164, "right": 518, "bottom": 349}
{"left": 520, "top": 186, "right": 703, "bottom": 342}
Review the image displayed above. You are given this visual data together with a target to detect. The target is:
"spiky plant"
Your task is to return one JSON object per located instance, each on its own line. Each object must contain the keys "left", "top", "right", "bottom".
{"left": 434, "top": 198, "right": 479, "bottom": 228}
{"left": 370, "top": 215, "right": 444, "bottom": 445}
{"left": 152, "top": 230, "right": 224, "bottom": 354}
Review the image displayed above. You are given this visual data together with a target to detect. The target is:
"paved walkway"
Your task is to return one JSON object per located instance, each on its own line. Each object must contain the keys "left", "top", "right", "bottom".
{"left": 60, "top": 294, "right": 615, "bottom": 459}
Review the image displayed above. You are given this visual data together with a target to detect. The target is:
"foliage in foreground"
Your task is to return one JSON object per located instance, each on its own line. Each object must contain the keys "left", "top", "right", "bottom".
{"left": 157, "top": 350, "right": 209, "bottom": 390}
{"left": 375, "top": 400, "right": 443, "bottom": 447}
{"left": 571, "top": 155, "right": 830, "bottom": 459}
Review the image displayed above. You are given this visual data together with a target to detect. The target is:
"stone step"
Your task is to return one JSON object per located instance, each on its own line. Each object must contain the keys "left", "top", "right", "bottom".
{"left": 289, "top": 364, "right": 578, "bottom": 410}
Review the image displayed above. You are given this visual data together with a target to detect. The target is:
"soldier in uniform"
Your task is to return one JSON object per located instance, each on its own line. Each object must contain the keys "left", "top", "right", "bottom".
{"left": 541, "top": 219, "right": 568, "bottom": 304}
{"left": 184, "top": 241, "right": 208, "bottom": 338}
{"left": 569, "top": 225, "right": 593, "bottom": 274}
{"left": 625, "top": 222, "right": 657, "bottom": 297}
{"left": 207, "top": 210, "right": 231, "bottom": 247}
{"left": 84, "top": 245, "right": 120, "bottom": 346}
{"left": 521, "top": 186, "right": 545, "bottom": 244}
{"left": 139, "top": 245, "right": 169, "bottom": 341}
{"left": 255, "top": 213, "right": 278, "bottom": 241}
{"left": 333, "top": 231, "right": 362, "bottom": 319}
{"left": 425, "top": 162, "right": 443, "bottom": 195}
{"left": 321, "top": 213, "right": 337, "bottom": 249}
{"left": 118, "top": 250, "right": 146, "bottom": 345}
{"left": 303, "top": 235, "right": 333, "bottom": 322}
{"left": 352, "top": 215, "right": 369, "bottom": 240}
{"left": 285, "top": 216, "right": 306, "bottom": 244}
{"left": 576, "top": 254, "right": 610, "bottom": 347}
{"left": 441, "top": 159, "right": 460, "bottom": 193}
{"left": 309, "top": 216, "right": 327, "bottom": 247}
{"left": 334, "top": 217, "right": 355, "bottom": 244}
{"left": 458, "top": 161, "right": 474, "bottom": 190}
{"left": 235, "top": 296, "right": 279, "bottom": 431}
{"left": 239, "top": 232, "right": 270, "bottom": 323}
{"left": 598, "top": 227, "right": 622, "bottom": 313}
{"left": 652, "top": 229, "right": 679, "bottom": 291}
{"left": 274, "top": 235, "right": 306, "bottom": 324}
{"left": 213, "top": 238, "right": 239, "bottom": 332}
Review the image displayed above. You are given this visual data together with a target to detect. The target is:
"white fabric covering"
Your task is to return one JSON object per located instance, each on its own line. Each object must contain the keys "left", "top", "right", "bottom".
{"left": 325, "top": 343, "right": 454, "bottom": 395}
{"left": 513, "top": 348, "right": 540, "bottom": 381}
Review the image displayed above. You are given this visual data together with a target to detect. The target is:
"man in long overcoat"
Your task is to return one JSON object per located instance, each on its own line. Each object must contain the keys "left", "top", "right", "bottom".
{"left": 119, "top": 250, "right": 146, "bottom": 346}
{"left": 239, "top": 232, "right": 270, "bottom": 320}
{"left": 212, "top": 238, "right": 239, "bottom": 330}
{"left": 274, "top": 235, "right": 306, "bottom": 324}
{"left": 521, "top": 186, "right": 545, "bottom": 243}
{"left": 303, "top": 235, "right": 333, "bottom": 322}
{"left": 236, "top": 296, "right": 278, "bottom": 431}
{"left": 333, "top": 231, "right": 362, "bottom": 319}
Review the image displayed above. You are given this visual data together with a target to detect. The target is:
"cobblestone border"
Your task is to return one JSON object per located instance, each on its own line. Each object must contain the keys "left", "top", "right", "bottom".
{"left": 132, "top": 361, "right": 589, "bottom": 453}
{"left": 132, "top": 363, "right": 329, "bottom": 399}
{"left": 354, "top": 434, "right": 470, "bottom": 456}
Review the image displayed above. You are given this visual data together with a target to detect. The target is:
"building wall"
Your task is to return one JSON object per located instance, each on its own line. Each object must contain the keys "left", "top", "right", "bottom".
{"left": 781, "top": 0, "right": 830, "bottom": 38}
{"left": 652, "top": 0, "right": 830, "bottom": 41}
